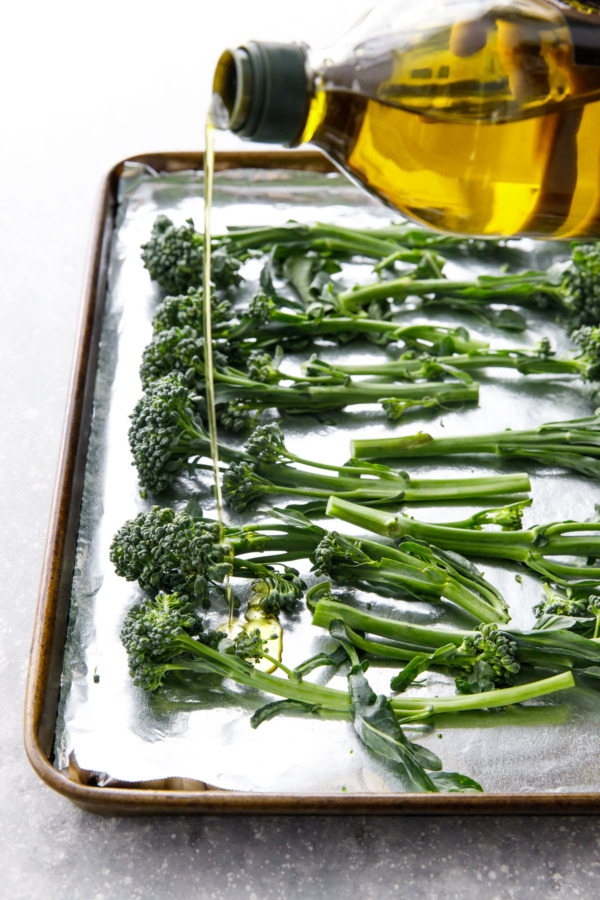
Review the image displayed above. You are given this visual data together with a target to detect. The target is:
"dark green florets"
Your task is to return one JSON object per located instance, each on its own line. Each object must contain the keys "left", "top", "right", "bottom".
{"left": 455, "top": 623, "right": 520, "bottom": 694}
{"left": 571, "top": 325, "right": 600, "bottom": 382}
{"left": 533, "top": 588, "right": 599, "bottom": 620}
{"left": 225, "top": 628, "right": 268, "bottom": 663}
{"left": 110, "top": 506, "right": 231, "bottom": 605}
{"left": 222, "top": 460, "right": 270, "bottom": 511}
{"left": 128, "top": 374, "right": 206, "bottom": 494}
{"left": 246, "top": 351, "right": 281, "bottom": 384}
{"left": 244, "top": 423, "right": 288, "bottom": 464}
{"left": 217, "top": 401, "right": 255, "bottom": 433}
{"left": 120, "top": 592, "right": 224, "bottom": 691}
{"left": 312, "top": 532, "right": 370, "bottom": 578}
{"left": 141, "top": 215, "right": 242, "bottom": 294}
{"left": 140, "top": 325, "right": 209, "bottom": 388}
{"left": 248, "top": 291, "right": 275, "bottom": 324}
{"left": 380, "top": 398, "right": 412, "bottom": 422}
{"left": 152, "top": 289, "right": 232, "bottom": 335}
{"left": 256, "top": 568, "right": 305, "bottom": 615}
{"left": 563, "top": 243, "right": 600, "bottom": 332}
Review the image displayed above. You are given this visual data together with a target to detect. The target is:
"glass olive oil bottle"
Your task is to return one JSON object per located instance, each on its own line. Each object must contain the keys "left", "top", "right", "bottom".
{"left": 212, "top": 0, "right": 600, "bottom": 238}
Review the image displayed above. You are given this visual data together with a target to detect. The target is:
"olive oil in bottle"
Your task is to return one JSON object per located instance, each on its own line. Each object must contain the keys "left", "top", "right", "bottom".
{"left": 212, "top": 0, "right": 600, "bottom": 239}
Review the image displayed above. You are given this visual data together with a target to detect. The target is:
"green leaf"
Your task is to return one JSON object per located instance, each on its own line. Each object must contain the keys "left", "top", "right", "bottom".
{"left": 182, "top": 497, "right": 204, "bottom": 519}
{"left": 429, "top": 771, "right": 483, "bottom": 792}
{"left": 328, "top": 618, "right": 484, "bottom": 793}
{"left": 347, "top": 667, "right": 441, "bottom": 792}
{"left": 533, "top": 614, "right": 587, "bottom": 632}
{"left": 294, "top": 644, "right": 349, "bottom": 677}
{"left": 488, "top": 308, "right": 528, "bottom": 331}
{"left": 390, "top": 644, "right": 458, "bottom": 694}
{"left": 250, "top": 699, "right": 323, "bottom": 728}
{"left": 270, "top": 506, "right": 320, "bottom": 530}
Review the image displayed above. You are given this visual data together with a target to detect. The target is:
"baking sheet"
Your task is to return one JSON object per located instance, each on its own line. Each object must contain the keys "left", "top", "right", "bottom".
{"left": 53, "top": 161, "right": 600, "bottom": 794}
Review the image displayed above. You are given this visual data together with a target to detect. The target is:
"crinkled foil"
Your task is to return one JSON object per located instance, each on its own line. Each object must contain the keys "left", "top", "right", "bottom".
{"left": 54, "top": 162, "right": 600, "bottom": 794}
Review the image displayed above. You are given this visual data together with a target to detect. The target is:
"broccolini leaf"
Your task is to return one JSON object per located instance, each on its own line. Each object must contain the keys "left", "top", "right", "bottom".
{"left": 330, "top": 619, "right": 482, "bottom": 793}
{"left": 390, "top": 644, "right": 458, "bottom": 694}
{"left": 250, "top": 699, "right": 324, "bottom": 728}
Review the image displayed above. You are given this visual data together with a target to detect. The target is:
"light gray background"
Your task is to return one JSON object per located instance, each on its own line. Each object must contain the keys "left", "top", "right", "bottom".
{"left": 3, "top": 2, "right": 600, "bottom": 897}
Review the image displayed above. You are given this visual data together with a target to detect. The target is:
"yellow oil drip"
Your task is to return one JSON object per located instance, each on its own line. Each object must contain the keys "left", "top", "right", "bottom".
{"left": 203, "top": 113, "right": 235, "bottom": 627}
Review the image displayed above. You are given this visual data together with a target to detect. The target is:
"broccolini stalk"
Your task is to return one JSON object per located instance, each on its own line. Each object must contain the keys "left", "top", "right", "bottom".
{"left": 326, "top": 618, "right": 482, "bottom": 793}
{"left": 136, "top": 360, "right": 477, "bottom": 454}
{"left": 120, "top": 592, "right": 573, "bottom": 793}
{"left": 311, "top": 531, "right": 509, "bottom": 624}
{"left": 309, "top": 589, "right": 600, "bottom": 688}
{"left": 332, "top": 243, "right": 600, "bottom": 331}
{"left": 216, "top": 220, "right": 494, "bottom": 263}
{"left": 221, "top": 376, "right": 479, "bottom": 421}
{"left": 148, "top": 315, "right": 488, "bottom": 378}
{"left": 222, "top": 423, "right": 530, "bottom": 513}
{"left": 111, "top": 504, "right": 510, "bottom": 622}
{"left": 334, "top": 269, "right": 560, "bottom": 316}
{"left": 306, "top": 328, "right": 600, "bottom": 385}
{"left": 326, "top": 496, "right": 600, "bottom": 587}
{"left": 121, "top": 591, "right": 349, "bottom": 705}
{"left": 128, "top": 375, "right": 481, "bottom": 495}
{"left": 148, "top": 269, "right": 489, "bottom": 354}
{"left": 237, "top": 302, "right": 489, "bottom": 352}
{"left": 220, "top": 221, "right": 411, "bottom": 260}
{"left": 350, "top": 411, "right": 600, "bottom": 479}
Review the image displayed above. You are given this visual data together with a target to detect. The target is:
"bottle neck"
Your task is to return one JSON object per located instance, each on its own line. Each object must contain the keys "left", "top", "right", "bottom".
{"left": 212, "top": 41, "right": 312, "bottom": 145}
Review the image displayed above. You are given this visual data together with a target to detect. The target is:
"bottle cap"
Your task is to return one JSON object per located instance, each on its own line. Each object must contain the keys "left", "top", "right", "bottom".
{"left": 213, "top": 41, "right": 309, "bottom": 145}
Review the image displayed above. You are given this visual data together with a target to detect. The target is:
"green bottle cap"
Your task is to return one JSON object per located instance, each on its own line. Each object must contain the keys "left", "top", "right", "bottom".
{"left": 213, "top": 41, "right": 310, "bottom": 145}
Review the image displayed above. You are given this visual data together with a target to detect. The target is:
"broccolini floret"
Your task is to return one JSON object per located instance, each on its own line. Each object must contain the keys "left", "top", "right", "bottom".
{"left": 110, "top": 506, "right": 229, "bottom": 605}
{"left": 152, "top": 288, "right": 232, "bottom": 334}
{"left": 454, "top": 624, "right": 520, "bottom": 694}
{"left": 534, "top": 588, "right": 595, "bottom": 620}
{"left": 110, "top": 505, "right": 313, "bottom": 611}
{"left": 141, "top": 215, "right": 242, "bottom": 294}
{"left": 562, "top": 244, "right": 600, "bottom": 332}
{"left": 534, "top": 586, "right": 600, "bottom": 638}
{"left": 139, "top": 325, "right": 230, "bottom": 388}
{"left": 127, "top": 379, "right": 526, "bottom": 504}
{"left": 253, "top": 569, "right": 305, "bottom": 616}
{"left": 221, "top": 628, "right": 300, "bottom": 680}
{"left": 120, "top": 592, "right": 224, "bottom": 692}
{"left": 127, "top": 373, "right": 215, "bottom": 494}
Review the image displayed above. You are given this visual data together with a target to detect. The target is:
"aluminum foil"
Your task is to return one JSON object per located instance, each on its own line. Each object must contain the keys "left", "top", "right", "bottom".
{"left": 54, "top": 161, "right": 600, "bottom": 794}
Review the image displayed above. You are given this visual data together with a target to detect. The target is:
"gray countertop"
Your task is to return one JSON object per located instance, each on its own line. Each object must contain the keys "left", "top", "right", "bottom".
{"left": 4, "top": 2, "right": 600, "bottom": 897}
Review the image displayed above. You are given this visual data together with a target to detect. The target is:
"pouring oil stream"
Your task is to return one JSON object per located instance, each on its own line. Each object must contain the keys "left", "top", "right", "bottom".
{"left": 203, "top": 111, "right": 235, "bottom": 627}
